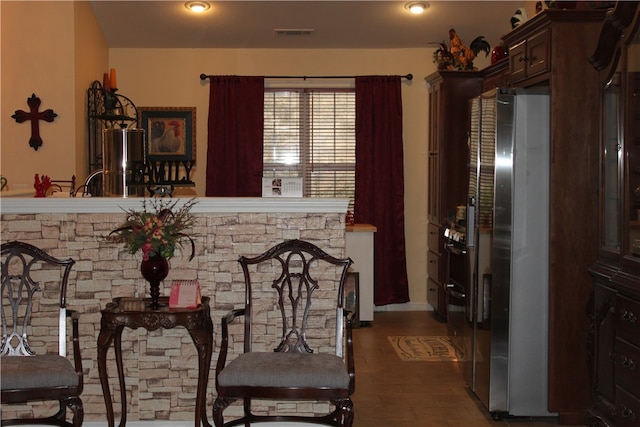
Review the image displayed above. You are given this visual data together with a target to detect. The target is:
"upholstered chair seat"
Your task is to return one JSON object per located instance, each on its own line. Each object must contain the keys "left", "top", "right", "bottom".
{"left": 218, "top": 352, "right": 350, "bottom": 389}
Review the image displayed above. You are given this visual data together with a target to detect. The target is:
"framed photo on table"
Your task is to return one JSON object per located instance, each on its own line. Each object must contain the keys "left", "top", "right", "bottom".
{"left": 138, "top": 107, "right": 195, "bottom": 162}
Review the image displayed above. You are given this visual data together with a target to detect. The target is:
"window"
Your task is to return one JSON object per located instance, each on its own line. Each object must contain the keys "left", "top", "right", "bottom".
{"left": 263, "top": 89, "right": 355, "bottom": 209}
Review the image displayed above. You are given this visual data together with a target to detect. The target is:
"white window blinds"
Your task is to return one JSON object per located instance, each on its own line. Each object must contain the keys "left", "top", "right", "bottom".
{"left": 263, "top": 89, "right": 355, "bottom": 208}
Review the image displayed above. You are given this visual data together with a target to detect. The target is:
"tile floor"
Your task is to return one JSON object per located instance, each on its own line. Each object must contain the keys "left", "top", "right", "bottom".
{"left": 351, "top": 311, "right": 583, "bottom": 427}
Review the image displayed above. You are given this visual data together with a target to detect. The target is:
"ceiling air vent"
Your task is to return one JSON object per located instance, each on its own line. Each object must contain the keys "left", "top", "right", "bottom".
{"left": 274, "top": 29, "right": 314, "bottom": 37}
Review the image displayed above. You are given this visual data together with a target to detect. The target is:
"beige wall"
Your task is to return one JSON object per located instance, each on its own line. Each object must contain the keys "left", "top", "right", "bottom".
{"left": 1, "top": 1, "right": 502, "bottom": 311}
{"left": 74, "top": 1, "right": 110, "bottom": 179}
{"left": 1, "top": 1, "right": 108, "bottom": 190}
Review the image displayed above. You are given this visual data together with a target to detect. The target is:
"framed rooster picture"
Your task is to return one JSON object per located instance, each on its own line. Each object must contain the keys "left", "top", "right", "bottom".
{"left": 138, "top": 107, "right": 195, "bottom": 161}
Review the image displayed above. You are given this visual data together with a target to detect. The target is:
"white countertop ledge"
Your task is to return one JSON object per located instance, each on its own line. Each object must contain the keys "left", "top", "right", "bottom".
{"left": 0, "top": 197, "right": 349, "bottom": 214}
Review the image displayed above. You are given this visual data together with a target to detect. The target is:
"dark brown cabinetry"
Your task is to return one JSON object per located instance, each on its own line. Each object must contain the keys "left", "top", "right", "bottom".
{"left": 586, "top": 4, "right": 640, "bottom": 427}
{"left": 501, "top": 10, "right": 607, "bottom": 423}
{"left": 425, "top": 71, "right": 482, "bottom": 319}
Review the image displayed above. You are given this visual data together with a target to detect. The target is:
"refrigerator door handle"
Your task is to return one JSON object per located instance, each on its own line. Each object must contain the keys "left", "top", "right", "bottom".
{"left": 467, "top": 197, "right": 475, "bottom": 247}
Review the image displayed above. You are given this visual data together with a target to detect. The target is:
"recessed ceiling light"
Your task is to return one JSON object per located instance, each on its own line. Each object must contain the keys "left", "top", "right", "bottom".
{"left": 185, "top": 1, "right": 210, "bottom": 13}
{"left": 405, "top": 2, "right": 429, "bottom": 14}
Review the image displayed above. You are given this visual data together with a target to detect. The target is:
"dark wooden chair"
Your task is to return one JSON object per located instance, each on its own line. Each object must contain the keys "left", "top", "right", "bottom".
{"left": 213, "top": 239, "right": 355, "bottom": 427}
{"left": 1, "top": 241, "right": 84, "bottom": 427}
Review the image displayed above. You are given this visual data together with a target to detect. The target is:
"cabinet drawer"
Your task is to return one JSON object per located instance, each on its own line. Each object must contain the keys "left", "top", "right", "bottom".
{"left": 427, "top": 278, "right": 440, "bottom": 310}
{"left": 617, "top": 295, "right": 640, "bottom": 346}
{"left": 616, "top": 338, "right": 640, "bottom": 396}
{"left": 615, "top": 386, "right": 640, "bottom": 427}
{"left": 428, "top": 223, "right": 442, "bottom": 254}
{"left": 428, "top": 250, "right": 441, "bottom": 283}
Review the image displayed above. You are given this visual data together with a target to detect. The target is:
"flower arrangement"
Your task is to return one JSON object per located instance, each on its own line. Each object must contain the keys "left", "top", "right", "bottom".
{"left": 107, "top": 198, "right": 198, "bottom": 261}
{"left": 433, "top": 29, "right": 491, "bottom": 71}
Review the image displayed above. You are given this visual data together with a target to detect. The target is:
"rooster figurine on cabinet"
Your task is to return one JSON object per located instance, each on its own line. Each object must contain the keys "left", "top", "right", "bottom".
{"left": 433, "top": 29, "right": 490, "bottom": 71}
{"left": 449, "top": 29, "right": 491, "bottom": 70}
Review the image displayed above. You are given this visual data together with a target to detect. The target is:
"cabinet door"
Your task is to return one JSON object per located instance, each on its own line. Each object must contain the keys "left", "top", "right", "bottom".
{"left": 428, "top": 83, "right": 442, "bottom": 223}
{"left": 508, "top": 29, "right": 549, "bottom": 85}
{"left": 428, "top": 153, "right": 440, "bottom": 223}
{"left": 508, "top": 40, "right": 527, "bottom": 83}
{"left": 627, "top": 70, "right": 640, "bottom": 258}
{"left": 592, "top": 283, "right": 617, "bottom": 416}
{"left": 525, "top": 29, "right": 550, "bottom": 79}
{"left": 602, "top": 72, "right": 622, "bottom": 253}
{"left": 623, "top": 18, "right": 640, "bottom": 261}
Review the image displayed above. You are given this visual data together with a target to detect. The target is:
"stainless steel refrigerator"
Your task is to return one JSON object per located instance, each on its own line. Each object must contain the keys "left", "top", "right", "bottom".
{"left": 463, "top": 88, "right": 555, "bottom": 418}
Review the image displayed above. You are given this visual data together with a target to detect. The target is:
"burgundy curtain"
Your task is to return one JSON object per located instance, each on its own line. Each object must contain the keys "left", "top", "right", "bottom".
{"left": 205, "top": 76, "right": 265, "bottom": 196}
{"left": 355, "top": 76, "right": 410, "bottom": 306}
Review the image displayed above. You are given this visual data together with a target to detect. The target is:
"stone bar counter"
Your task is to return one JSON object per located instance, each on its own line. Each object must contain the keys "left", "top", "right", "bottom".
{"left": 1, "top": 197, "right": 348, "bottom": 424}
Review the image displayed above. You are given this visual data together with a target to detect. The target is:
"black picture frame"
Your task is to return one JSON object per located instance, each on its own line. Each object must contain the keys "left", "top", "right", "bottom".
{"left": 138, "top": 107, "right": 195, "bottom": 162}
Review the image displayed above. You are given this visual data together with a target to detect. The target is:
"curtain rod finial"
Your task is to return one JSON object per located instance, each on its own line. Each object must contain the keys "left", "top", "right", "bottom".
{"left": 200, "top": 73, "right": 208, "bottom": 80}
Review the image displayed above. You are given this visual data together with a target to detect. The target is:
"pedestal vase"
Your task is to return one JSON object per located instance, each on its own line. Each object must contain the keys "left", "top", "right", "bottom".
{"left": 140, "top": 254, "right": 169, "bottom": 309}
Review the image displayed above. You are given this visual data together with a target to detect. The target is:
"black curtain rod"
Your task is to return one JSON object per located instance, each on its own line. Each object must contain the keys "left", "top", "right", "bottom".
{"left": 199, "top": 73, "right": 413, "bottom": 81}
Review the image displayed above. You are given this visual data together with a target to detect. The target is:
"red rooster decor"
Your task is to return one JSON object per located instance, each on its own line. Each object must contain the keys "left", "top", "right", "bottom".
{"left": 433, "top": 29, "right": 491, "bottom": 71}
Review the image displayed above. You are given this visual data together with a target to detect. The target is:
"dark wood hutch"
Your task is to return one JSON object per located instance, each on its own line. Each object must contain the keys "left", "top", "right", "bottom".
{"left": 425, "top": 70, "right": 482, "bottom": 319}
{"left": 586, "top": 3, "right": 640, "bottom": 427}
{"left": 426, "top": 8, "right": 607, "bottom": 423}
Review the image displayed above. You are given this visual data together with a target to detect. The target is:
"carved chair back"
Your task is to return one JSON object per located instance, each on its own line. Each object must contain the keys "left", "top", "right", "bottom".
{"left": 1, "top": 241, "right": 74, "bottom": 357}
{"left": 239, "top": 239, "right": 353, "bottom": 357}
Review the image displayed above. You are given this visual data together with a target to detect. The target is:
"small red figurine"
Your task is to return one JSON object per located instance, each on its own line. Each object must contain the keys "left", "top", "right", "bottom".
{"left": 34, "top": 173, "right": 51, "bottom": 197}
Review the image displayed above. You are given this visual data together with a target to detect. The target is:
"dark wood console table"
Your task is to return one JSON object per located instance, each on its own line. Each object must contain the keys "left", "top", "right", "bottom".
{"left": 97, "top": 296, "right": 213, "bottom": 427}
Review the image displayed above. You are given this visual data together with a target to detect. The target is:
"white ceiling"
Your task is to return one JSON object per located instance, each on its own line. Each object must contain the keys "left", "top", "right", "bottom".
{"left": 89, "top": 1, "right": 524, "bottom": 49}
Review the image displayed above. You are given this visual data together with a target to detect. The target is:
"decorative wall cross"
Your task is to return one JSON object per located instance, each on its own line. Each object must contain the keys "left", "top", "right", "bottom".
{"left": 11, "top": 94, "right": 58, "bottom": 151}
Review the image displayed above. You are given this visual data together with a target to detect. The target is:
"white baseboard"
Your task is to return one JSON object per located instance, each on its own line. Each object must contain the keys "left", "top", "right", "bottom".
{"left": 374, "top": 301, "right": 431, "bottom": 312}
{"left": 24, "top": 423, "right": 313, "bottom": 427}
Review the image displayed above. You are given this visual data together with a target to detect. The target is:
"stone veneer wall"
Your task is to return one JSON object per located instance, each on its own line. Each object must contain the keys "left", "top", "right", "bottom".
{"left": 1, "top": 210, "right": 347, "bottom": 423}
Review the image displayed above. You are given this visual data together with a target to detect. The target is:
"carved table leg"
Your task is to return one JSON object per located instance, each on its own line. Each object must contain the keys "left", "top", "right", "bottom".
{"left": 114, "top": 327, "right": 127, "bottom": 427}
{"left": 97, "top": 326, "right": 117, "bottom": 427}
{"left": 188, "top": 320, "right": 213, "bottom": 427}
